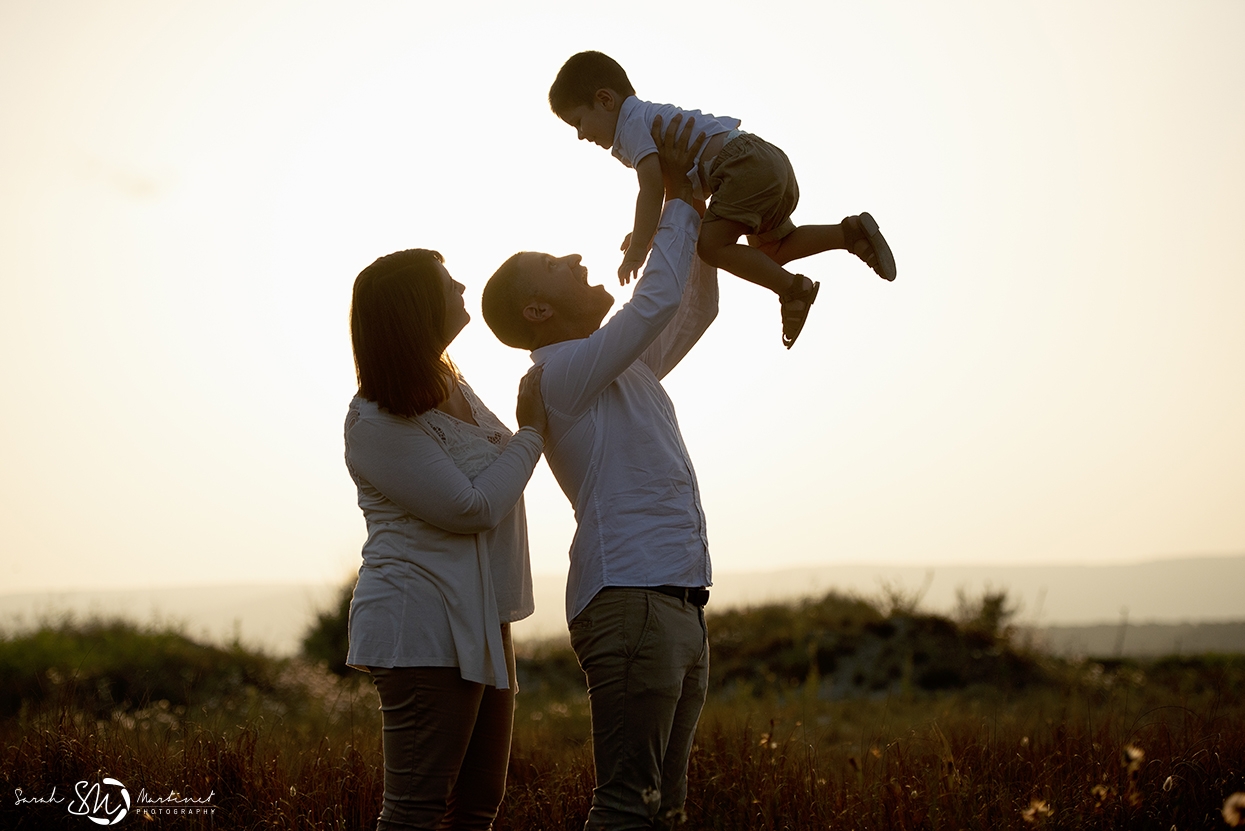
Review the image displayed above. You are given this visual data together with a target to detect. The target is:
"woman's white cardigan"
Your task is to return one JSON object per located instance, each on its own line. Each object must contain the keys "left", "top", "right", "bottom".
{"left": 343, "top": 392, "right": 543, "bottom": 688}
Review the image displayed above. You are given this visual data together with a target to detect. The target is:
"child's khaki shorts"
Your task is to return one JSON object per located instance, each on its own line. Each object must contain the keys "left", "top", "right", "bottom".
{"left": 702, "top": 132, "right": 799, "bottom": 245}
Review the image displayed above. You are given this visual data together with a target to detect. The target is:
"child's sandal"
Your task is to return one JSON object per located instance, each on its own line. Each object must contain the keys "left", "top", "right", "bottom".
{"left": 843, "top": 212, "right": 897, "bottom": 282}
{"left": 780, "top": 274, "right": 820, "bottom": 350}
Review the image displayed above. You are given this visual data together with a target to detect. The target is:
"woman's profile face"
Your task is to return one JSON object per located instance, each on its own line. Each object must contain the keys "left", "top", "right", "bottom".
{"left": 435, "top": 261, "right": 470, "bottom": 345}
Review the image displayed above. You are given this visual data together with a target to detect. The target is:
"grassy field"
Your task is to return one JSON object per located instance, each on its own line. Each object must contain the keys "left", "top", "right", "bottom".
{"left": 3, "top": 596, "right": 1244, "bottom": 829}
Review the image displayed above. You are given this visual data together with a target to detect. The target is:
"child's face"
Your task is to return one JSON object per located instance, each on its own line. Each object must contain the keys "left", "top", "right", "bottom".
{"left": 560, "top": 94, "right": 620, "bottom": 150}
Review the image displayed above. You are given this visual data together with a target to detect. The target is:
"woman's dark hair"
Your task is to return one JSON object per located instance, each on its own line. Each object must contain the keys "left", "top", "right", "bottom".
{"left": 350, "top": 248, "right": 456, "bottom": 418}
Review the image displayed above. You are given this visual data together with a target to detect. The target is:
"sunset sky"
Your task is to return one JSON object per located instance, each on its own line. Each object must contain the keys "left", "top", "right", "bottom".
{"left": 2, "top": 1, "right": 1242, "bottom": 597}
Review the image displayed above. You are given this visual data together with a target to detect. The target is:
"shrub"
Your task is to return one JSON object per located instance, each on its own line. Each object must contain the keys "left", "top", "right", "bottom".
{"left": 0, "top": 617, "right": 281, "bottom": 719}
{"left": 300, "top": 579, "right": 356, "bottom": 679}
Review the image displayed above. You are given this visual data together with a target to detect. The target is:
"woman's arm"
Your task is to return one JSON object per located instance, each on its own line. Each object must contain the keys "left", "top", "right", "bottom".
{"left": 347, "top": 415, "right": 543, "bottom": 535}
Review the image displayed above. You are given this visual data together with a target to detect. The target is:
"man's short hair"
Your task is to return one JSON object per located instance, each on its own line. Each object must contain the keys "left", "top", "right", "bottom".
{"left": 482, "top": 252, "right": 538, "bottom": 350}
{"left": 549, "top": 51, "right": 636, "bottom": 116}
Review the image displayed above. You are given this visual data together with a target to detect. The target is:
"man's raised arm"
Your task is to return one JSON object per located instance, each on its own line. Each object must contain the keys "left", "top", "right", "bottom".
{"left": 538, "top": 116, "right": 707, "bottom": 417}
{"left": 637, "top": 252, "right": 718, "bottom": 381}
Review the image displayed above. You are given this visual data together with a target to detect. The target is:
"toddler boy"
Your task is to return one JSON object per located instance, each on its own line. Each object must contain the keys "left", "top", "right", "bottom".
{"left": 549, "top": 50, "right": 896, "bottom": 348}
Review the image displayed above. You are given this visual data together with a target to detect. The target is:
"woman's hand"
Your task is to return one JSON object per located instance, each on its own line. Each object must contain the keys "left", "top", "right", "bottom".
{"left": 515, "top": 364, "right": 547, "bottom": 437}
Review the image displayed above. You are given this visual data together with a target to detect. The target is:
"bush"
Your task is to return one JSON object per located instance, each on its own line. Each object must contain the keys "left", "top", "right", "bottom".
{"left": 708, "top": 590, "right": 1044, "bottom": 698}
{"left": 510, "top": 590, "right": 1049, "bottom": 701}
{"left": 0, "top": 618, "right": 282, "bottom": 719}
{"left": 300, "top": 579, "right": 356, "bottom": 679}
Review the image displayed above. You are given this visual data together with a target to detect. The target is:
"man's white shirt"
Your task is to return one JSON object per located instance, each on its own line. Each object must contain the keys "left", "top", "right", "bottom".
{"left": 531, "top": 200, "right": 718, "bottom": 622}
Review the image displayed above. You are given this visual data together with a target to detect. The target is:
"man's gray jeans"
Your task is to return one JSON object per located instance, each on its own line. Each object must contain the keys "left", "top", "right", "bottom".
{"left": 570, "top": 587, "right": 710, "bottom": 830}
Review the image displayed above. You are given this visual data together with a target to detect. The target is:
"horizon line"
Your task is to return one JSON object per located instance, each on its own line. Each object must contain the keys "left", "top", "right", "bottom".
{"left": 4, "top": 551, "right": 1243, "bottom": 598}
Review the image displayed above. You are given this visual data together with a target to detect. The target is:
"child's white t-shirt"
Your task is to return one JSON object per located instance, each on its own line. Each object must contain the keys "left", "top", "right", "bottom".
{"left": 611, "top": 95, "right": 740, "bottom": 199}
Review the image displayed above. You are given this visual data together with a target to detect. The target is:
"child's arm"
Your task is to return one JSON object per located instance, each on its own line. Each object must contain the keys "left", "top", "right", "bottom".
{"left": 618, "top": 153, "right": 664, "bottom": 285}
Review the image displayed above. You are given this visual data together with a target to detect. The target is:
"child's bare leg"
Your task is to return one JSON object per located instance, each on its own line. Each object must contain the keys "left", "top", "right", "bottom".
{"left": 752, "top": 224, "right": 846, "bottom": 265}
{"left": 757, "top": 215, "right": 897, "bottom": 281}
{"left": 698, "top": 217, "right": 799, "bottom": 295}
{"left": 698, "top": 216, "right": 819, "bottom": 349}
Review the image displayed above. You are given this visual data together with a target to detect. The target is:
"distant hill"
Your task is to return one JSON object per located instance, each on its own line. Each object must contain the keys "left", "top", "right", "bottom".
{"left": 693, "top": 555, "right": 1245, "bottom": 627}
{"left": 0, "top": 584, "right": 338, "bottom": 657}
{"left": 2, "top": 555, "right": 1242, "bottom": 657}
{"left": 1034, "top": 621, "right": 1245, "bottom": 658}
{"left": 522, "top": 554, "right": 1245, "bottom": 644}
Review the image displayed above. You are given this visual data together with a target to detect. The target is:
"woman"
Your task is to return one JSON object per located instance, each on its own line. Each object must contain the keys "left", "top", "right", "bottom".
{"left": 344, "top": 247, "right": 545, "bottom": 830}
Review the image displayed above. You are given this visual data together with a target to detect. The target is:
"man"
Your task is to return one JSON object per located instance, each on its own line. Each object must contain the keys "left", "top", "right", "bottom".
{"left": 482, "top": 115, "right": 715, "bottom": 829}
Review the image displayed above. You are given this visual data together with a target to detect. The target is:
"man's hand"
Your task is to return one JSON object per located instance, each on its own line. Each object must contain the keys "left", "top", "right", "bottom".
{"left": 650, "top": 113, "right": 706, "bottom": 207}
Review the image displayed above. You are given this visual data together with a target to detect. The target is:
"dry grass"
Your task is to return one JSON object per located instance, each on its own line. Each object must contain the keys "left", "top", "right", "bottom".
{"left": 1, "top": 661, "right": 384, "bottom": 830}
{"left": 4, "top": 614, "right": 1244, "bottom": 829}
{"left": 500, "top": 675, "right": 1245, "bottom": 830}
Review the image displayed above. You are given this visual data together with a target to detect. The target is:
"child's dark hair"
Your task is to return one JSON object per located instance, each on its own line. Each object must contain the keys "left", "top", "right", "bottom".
{"left": 549, "top": 51, "right": 635, "bottom": 116}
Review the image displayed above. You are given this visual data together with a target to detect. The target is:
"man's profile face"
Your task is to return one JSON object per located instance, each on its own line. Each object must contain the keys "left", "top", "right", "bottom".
{"left": 519, "top": 252, "right": 613, "bottom": 338}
